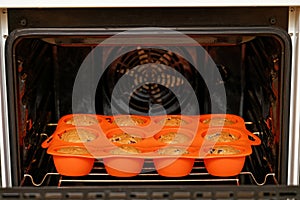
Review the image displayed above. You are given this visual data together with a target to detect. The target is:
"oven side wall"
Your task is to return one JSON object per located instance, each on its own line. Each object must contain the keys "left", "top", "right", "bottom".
{"left": 288, "top": 6, "right": 300, "bottom": 186}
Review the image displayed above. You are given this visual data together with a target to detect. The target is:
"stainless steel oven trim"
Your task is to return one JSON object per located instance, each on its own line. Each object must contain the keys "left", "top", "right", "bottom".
{"left": 288, "top": 6, "right": 300, "bottom": 186}
{"left": 1, "top": 1, "right": 300, "bottom": 8}
{"left": 0, "top": 8, "right": 12, "bottom": 188}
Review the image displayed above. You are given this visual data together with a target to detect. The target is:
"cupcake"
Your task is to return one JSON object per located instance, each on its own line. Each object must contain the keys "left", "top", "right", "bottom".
{"left": 110, "top": 146, "right": 141, "bottom": 155}
{"left": 157, "top": 147, "right": 189, "bottom": 156}
{"left": 205, "top": 131, "right": 239, "bottom": 142}
{"left": 109, "top": 116, "right": 145, "bottom": 126}
{"left": 157, "top": 132, "right": 190, "bottom": 144}
{"left": 202, "top": 118, "right": 235, "bottom": 126}
{"left": 208, "top": 146, "right": 240, "bottom": 155}
{"left": 57, "top": 146, "right": 90, "bottom": 155}
{"left": 157, "top": 116, "right": 188, "bottom": 126}
{"left": 109, "top": 132, "right": 143, "bottom": 144}
{"left": 60, "top": 129, "right": 96, "bottom": 143}
{"left": 65, "top": 115, "right": 99, "bottom": 126}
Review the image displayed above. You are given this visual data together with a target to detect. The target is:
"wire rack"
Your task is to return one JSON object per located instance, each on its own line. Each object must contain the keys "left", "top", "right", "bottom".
{"left": 22, "top": 159, "right": 276, "bottom": 187}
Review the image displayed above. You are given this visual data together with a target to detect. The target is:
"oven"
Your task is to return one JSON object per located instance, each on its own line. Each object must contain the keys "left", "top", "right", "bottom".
{"left": 0, "top": 5, "right": 300, "bottom": 199}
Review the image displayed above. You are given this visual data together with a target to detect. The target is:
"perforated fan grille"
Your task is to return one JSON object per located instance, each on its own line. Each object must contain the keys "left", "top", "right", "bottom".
{"left": 96, "top": 47, "right": 206, "bottom": 115}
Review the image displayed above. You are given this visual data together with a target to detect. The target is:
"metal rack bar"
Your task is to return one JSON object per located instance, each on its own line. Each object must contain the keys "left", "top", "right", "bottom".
{"left": 239, "top": 172, "right": 275, "bottom": 186}
{"left": 22, "top": 171, "right": 276, "bottom": 187}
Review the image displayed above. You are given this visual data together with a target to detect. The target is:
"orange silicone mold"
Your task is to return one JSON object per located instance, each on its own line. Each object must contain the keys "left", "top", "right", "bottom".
{"left": 47, "top": 145, "right": 95, "bottom": 176}
{"left": 42, "top": 114, "right": 261, "bottom": 177}
{"left": 201, "top": 144, "right": 252, "bottom": 177}
{"left": 101, "top": 145, "right": 147, "bottom": 177}
{"left": 152, "top": 146, "right": 198, "bottom": 177}
{"left": 154, "top": 157, "right": 195, "bottom": 177}
{"left": 103, "top": 157, "right": 144, "bottom": 177}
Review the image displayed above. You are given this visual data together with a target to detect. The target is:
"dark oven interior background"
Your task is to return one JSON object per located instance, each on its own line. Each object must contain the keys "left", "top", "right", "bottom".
{"left": 6, "top": 8, "right": 290, "bottom": 186}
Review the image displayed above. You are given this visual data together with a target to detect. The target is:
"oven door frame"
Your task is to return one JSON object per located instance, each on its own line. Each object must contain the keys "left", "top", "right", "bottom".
{"left": 0, "top": 8, "right": 12, "bottom": 188}
{"left": 0, "top": 7, "right": 299, "bottom": 187}
{"left": 288, "top": 6, "right": 300, "bottom": 186}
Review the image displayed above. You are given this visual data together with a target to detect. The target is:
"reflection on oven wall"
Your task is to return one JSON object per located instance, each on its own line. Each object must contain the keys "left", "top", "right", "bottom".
{"left": 0, "top": 7, "right": 298, "bottom": 189}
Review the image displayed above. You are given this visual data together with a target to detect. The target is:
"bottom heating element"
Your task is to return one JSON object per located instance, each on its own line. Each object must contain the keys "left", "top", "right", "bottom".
{"left": 21, "top": 159, "right": 277, "bottom": 187}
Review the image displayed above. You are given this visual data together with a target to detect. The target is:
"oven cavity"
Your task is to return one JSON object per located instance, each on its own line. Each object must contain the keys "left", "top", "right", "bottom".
{"left": 6, "top": 28, "right": 289, "bottom": 187}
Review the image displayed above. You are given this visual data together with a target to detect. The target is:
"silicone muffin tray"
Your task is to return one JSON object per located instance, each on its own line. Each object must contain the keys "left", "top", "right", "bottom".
{"left": 42, "top": 114, "right": 261, "bottom": 177}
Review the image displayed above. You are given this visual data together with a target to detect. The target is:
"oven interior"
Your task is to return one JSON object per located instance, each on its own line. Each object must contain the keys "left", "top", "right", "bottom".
{"left": 4, "top": 8, "right": 291, "bottom": 188}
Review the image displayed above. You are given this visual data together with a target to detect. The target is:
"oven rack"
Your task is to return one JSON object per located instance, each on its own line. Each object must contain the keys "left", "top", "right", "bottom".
{"left": 22, "top": 159, "right": 276, "bottom": 187}
{"left": 22, "top": 122, "right": 273, "bottom": 187}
